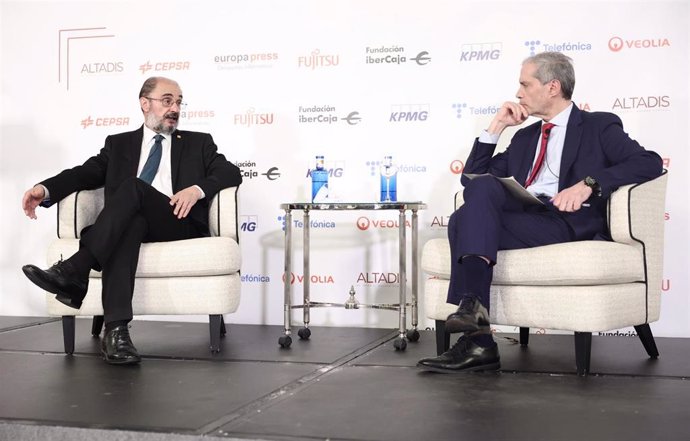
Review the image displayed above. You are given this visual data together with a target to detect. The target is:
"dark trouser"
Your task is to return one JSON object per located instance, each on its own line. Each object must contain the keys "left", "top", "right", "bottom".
{"left": 447, "top": 175, "right": 575, "bottom": 308}
{"left": 79, "top": 177, "right": 201, "bottom": 323}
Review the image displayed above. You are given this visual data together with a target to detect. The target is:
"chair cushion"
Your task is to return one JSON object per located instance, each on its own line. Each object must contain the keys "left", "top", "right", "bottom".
{"left": 421, "top": 238, "right": 644, "bottom": 286}
{"left": 47, "top": 237, "right": 241, "bottom": 278}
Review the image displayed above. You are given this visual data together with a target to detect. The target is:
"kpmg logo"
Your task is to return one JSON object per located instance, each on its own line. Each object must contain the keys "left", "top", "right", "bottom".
{"left": 298, "top": 105, "right": 360, "bottom": 125}
{"left": 277, "top": 215, "right": 336, "bottom": 231}
{"left": 450, "top": 160, "right": 464, "bottom": 175}
{"left": 612, "top": 96, "right": 670, "bottom": 111}
{"left": 524, "top": 39, "right": 592, "bottom": 55}
{"left": 365, "top": 160, "right": 427, "bottom": 176}
{"left": 233, "top": 108, "right": 275, "bottom": 127}
{"left": 305, "top": 160, "right": 345, "bottom": 178}
{"left": 214, "top": 52, "right": 278, "bottom": 70}
{"left": 282, "top": 272, "right": 335, "bottom": 285}
{"left": 241, "top": 273, "right": 271, "bottom": 283}
{"left": 452, "top": 102, "right": 500, "bottom": 119}
{"left": 58, "top": 26, "right": 115, "bottom": 90}
{"left": 356, "top": 272, "right": 400, "bottom": 285}
{"left": 139, "top": 60, "right": 190, "bottom": 75}
{"left": 240, "top": 215, "right": 258, "bottom": 232}
{"left": 80, "top": 62, "right": 124, "bottom": 75}
{"left": 608, "top": 36, "right": 670, "bottom": 52}
{"left": 297, "top": 49, "right": 339, "bottom": 70}
{"left": 390, "top": 104, "right": 429, "bottom": 122}
{"left": 80, "top": 116, "right": 130, "bottom": 129}
{"left": 459, "top": 42, "right": 502, "bottom": 61}
{"left": 364, "top": 45, "right": 431, "bottom": 66}
{"left": 234, "top": 160, "right": 281, "bottom": 181}
{"left": 356, "top": 216, "right": 411, "bottom": 231}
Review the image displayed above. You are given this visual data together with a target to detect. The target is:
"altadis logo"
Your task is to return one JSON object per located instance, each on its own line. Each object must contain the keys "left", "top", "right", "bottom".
{"left": 58, "top": 27, "right": 115, "bottom": 90}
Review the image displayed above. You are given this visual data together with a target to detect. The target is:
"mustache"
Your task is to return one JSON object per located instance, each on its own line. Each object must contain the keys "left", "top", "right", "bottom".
{"left": 164, "top": 112, "right": 179, "bottom": 120}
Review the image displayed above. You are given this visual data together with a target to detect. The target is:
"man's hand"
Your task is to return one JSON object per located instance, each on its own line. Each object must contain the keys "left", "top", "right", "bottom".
{"left": 487, "top": 102, "right": 530, "bottom": 135}
{"left": 169, "top": 186, "right": 202, "bottom": 219}
{"left": 22, "top": 185, "right": 46, "bottom": 220}
{"left": 551, "top": 181, "right": 593, "bottom": 212}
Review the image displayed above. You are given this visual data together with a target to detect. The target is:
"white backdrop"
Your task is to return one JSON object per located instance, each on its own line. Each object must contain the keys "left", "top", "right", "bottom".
{"left": 1, "top": 0, "right": 688, "bottom": 338}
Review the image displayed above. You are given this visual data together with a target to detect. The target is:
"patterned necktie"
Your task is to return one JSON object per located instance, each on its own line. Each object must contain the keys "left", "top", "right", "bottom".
{"left": 139, "top": 134, "right": 164, "bottom": 184}
{"left": 525, "top": 122, "right": 555, "bottom": 187}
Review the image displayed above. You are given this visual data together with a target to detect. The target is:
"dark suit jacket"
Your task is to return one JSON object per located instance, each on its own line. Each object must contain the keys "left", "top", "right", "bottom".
{"left": 40, "top": 126, "right": 242, "bottom": 236}
{"left": 462, "top": 105, "right": 663, "bottom": 240}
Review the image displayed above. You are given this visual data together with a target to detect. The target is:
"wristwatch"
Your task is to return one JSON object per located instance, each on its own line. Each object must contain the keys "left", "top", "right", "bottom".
{"left": 584, "top": 176, "right": 601, "bottom": 196}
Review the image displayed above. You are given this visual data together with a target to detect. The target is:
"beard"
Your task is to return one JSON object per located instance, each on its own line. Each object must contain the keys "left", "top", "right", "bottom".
{"left": 145, "top": 111, "right": 179, "bottom": 135}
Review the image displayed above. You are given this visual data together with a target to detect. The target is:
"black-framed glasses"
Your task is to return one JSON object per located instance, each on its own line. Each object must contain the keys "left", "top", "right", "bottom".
{"left": 144, "top": 96, "right": 187, "bottom": 109}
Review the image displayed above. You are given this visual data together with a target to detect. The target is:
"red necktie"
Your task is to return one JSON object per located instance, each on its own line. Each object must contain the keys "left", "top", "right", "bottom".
{"left": 525, "top": 122, "right": 555, "bottom": 187}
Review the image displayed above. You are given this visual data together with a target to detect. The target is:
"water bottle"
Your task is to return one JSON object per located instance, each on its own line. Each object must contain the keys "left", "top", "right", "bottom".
{"left": 379, "top": 155, "right": 398, "bottom": 202}
{"left": 311, "top": 155, "right": 329, "bottom": 202}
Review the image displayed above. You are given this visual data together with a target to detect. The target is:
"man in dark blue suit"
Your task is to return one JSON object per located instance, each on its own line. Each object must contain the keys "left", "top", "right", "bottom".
{"left": 21, "top": 77, "right": 242, "bottom": 365}
{"left": 418, "top": 52, "right": 662, "bottom": 373}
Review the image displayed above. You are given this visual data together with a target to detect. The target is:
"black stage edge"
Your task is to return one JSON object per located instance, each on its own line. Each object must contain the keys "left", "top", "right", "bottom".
{"left": 1, "top": 317, "right": 689, "bottom": 441}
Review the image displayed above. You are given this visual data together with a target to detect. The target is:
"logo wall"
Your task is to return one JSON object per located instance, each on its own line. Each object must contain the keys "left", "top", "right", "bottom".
{"left": 608, "top": 36, "right": 671, "bottom": 52}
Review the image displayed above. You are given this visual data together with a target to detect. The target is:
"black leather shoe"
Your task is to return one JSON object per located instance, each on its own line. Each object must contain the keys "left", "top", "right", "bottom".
{"left": 417, "top": 335, "right": 500, "bottom": 373}
{"left": 101, "top": 325, "right": 141, "bottom": 365}
{"left": 444, "top": 296, "right": 490, "bottom": 333}
{"left": 22, "top": 261, "right": 88, "bottom": 309}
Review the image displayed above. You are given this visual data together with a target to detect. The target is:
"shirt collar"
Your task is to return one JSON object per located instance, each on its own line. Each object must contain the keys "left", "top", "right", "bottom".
{"left": 544, "top": 102, "right": 574, "bottom": 129}
{"left": 142, "top": 125, "right": 170, "bottom": 144}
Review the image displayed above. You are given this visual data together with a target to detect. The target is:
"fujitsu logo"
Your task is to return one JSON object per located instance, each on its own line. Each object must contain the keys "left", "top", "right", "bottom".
{"left": 233, "top": 108, "right": 274, "bottom": 127}
{"left": 297, "top": 49, "right": 340, "bottom": 70}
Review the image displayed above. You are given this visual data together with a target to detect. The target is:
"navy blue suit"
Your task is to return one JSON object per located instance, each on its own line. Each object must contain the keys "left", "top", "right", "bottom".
{"left": 447, "top": 106, "right": 662, "bottom": 305}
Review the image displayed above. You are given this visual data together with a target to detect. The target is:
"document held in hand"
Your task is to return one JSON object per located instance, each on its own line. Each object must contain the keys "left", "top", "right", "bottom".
{"left": 463, "top": 174, "right": 544, "bottom": 205}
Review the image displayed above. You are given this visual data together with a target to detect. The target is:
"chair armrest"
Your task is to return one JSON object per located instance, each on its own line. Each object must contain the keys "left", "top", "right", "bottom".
{"left": 209, "top": 186, "right": 240, "bottom": 241}
{"left": 454, "top": 191, "right": 464, "bottom": 210}
{"left": 57, "top": 188, "right": 105, "bottom": 239}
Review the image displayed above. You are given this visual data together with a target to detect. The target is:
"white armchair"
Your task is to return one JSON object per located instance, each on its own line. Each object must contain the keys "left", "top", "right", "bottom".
{"left": 45, "top": 186, "right": 242, "bottom": 354}
{"left": 422, "top": 172, "right": 667, "bottom": 375}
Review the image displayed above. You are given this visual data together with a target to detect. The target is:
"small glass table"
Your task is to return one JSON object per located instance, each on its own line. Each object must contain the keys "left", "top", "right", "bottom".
{"left": 279, "top": 201, "right": 427, "bottom": 350}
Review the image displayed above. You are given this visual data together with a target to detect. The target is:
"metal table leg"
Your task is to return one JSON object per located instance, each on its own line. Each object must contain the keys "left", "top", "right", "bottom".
{"left": 299, "top": 208, "right": 312, "bottom": 340}
{"left": 279, "top": 209, "right": 293, "bottom": 347}
{"left": 393, "top": 208, "right": 407, "bottom": 350}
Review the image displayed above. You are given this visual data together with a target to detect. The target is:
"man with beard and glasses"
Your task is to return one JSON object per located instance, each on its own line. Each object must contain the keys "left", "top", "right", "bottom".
{"left": 21, "top": 77, "right": 242, "bottom": 365}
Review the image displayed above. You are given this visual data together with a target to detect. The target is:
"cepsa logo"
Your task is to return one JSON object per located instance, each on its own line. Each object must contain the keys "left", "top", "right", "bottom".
{"left": 81, "top": 116, "right": 129, "bottom": 129}
{"left": 282, "top": 272, "right": 335, "bottom": 285}
{"left": 297, "top": 49, "right": 339, "bottom": 70}
{"left": 608, "top": 36, "right": 670, "bottom": 52}
{"left": 139, "top": 60, "right": 190, "bottom": 74}
{"left": 356, "top": 216, "right": 411, "bottom": 231}
{"left": 234, "top": 108, "right": 275, "bottom": 127}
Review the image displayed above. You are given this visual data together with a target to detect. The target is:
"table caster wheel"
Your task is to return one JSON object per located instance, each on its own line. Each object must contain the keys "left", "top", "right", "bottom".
{"left": 279, "top": 335, "right": 292, "bottom": 348}
{"left": 297, "top": 327, "right": 311, "bottom": 340}
{"left": 406, "top": 329, "right": 420, "bottom": 342}
{"left": 393, "top": 337, "right": 407, "bottom": 351}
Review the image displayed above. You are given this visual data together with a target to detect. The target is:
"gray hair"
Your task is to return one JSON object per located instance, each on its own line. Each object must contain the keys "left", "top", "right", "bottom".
{"left": 523, "top": 52, "right": 575, "bottom": 100}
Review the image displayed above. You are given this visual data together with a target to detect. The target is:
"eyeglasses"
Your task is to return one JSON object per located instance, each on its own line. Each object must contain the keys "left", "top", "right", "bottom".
{"left": 144, "top": 96, "right": 187, "bottom": 109}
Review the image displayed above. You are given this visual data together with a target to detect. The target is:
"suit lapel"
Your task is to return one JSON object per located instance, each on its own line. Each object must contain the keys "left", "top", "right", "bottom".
{"left": 128, "top": 126, "right": 145, "bottom": 176}
{"left": 170, "top": 130, "right": 183, "bottom": 191}
{"left": 516, "top": 123, "right": 541, "bottom": 185}
{"left": 558, "top": 106, "right": 583, "bottom": 190}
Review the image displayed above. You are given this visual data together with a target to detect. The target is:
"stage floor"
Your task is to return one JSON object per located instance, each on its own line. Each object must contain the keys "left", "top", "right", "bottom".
{"left": 1, "top": 316, "right": 689, "bottom": 441}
